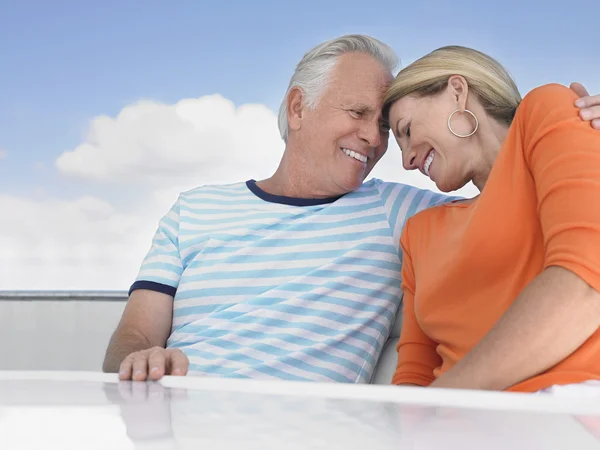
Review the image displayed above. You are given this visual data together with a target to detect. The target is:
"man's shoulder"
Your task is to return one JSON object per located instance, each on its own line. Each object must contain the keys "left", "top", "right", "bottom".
{"left": 357, "top": 178, "right": 419, "bottom": 196}
{"left": 180, "top": 180, "right": 249, "bottom": 198}
{"left": 159, "top": 181, "right": 253, "bottom": 218}
{"left": 361, "top": 178, "right": 462, "bottom": 206}
{"left": 361, "top": 177, "right": 440, "bottom": 194}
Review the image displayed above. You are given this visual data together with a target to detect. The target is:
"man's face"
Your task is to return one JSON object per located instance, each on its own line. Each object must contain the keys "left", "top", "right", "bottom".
{"left": 295, "top": 53, "right": 393, "bottom": 196}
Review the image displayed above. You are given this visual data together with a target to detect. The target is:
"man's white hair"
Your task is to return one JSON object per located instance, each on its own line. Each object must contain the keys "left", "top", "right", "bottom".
{"left": 278, "top": 34, "right": 398, "bottom": 143}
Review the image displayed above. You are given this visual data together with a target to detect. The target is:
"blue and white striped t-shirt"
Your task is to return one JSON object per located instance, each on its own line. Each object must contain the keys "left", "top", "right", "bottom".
{"left": 130, "top": 178, "right": 453, "bottom": 383}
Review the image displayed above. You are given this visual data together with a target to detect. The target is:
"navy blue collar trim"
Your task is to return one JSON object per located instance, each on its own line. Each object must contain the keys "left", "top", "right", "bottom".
{"left": 246, "top": 180, "right": 342, "bottom": 206}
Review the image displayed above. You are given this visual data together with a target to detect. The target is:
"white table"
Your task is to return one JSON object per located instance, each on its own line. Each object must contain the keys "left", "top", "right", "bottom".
{"left": 1, "top": 371, "right": 599, "bottom": 449}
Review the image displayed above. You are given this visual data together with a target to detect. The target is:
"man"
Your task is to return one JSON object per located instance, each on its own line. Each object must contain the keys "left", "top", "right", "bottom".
{"left": 103, "top": 34, "right": 600, "bottom": 383}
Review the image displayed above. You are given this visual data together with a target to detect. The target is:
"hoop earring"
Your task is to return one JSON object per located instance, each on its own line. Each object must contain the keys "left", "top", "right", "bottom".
{"left": 447, "top": 109, "right": 479, "bottom": 138}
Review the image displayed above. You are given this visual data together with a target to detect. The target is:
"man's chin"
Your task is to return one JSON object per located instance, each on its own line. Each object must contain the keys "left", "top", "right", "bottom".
{"left": 329, "top": 167, "right": 369, "bottom": 195}
{"left": 339, "top": 176, "right": 366, "bottom": 194}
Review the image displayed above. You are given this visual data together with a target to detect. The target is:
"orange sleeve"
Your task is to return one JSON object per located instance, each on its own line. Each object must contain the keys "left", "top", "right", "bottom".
{"left": 520, "top": 83, "right": 600, "bottom": 292}
{"left": 392, "top": 220, "right": 442, "bottom": 386}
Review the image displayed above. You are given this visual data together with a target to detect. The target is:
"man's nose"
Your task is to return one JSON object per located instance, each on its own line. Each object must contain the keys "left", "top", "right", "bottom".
{"left": 357, "top": 120, "right": 381, "bottom": 148}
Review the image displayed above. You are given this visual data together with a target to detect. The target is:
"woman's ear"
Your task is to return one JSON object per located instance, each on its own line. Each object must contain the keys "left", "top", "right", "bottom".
{"left": 447, "top": 75, "right": 469, "bottom": 110}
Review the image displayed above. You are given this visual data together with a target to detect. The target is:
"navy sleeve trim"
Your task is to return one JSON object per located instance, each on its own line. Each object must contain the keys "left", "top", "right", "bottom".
{"left": 128, "top": 281, "right": 177, "bottom": 297}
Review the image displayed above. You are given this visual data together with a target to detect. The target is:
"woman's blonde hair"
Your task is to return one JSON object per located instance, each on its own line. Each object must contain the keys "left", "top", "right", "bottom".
{"left": 383, "top": 46, "right": 522, "bottom": 127}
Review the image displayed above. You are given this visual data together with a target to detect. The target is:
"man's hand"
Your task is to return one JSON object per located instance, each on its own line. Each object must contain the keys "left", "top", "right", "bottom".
{"left": 119, "top": 346, "right": 189, "bottom": 381}
{"left": 571, "top": 82, "right": 600, "bottom": 129}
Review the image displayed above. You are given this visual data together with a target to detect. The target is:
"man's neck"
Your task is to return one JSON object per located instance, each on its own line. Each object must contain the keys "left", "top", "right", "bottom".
{"left": 256, "top": 149, "right": 342, "bottom": 200}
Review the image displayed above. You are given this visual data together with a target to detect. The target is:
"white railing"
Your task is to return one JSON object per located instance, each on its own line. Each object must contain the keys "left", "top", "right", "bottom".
{"left": 0, "top": 291, "right": 127, "bottom": 371}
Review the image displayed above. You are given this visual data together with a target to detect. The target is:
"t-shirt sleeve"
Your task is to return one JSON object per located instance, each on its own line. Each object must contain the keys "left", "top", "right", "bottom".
{"left": 129, "top": 196, "right": 184, "bottom": 297}
{"left": 392, "top": 219, "right": 442, "bottom": 386}
{"left": 520, "top": 83, "right": 600, "bottom": 292}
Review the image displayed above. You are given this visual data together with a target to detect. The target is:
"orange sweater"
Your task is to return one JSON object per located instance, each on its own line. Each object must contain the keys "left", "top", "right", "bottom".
{"left": 392, "top": 84, "right": 600, "bottom": 392}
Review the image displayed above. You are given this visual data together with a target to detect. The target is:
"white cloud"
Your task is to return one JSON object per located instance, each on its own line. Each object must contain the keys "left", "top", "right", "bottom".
{"left": 0, "top": 148, "right": 7, "bottom": 160}
{"left": 0, "top": 194, "right": 156, "bottom": 291}
{"left": 56, "top": 95, "right": 284, "bottom": 187}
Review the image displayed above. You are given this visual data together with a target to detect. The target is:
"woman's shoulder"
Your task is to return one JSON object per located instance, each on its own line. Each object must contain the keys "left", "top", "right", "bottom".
{"left": 402, "top": 197, "right": 474, "bottom": 240}
{"left": 518, "top": 83, "right": 579, "bottom": 123}
{"left": 511, "top": 83, "right": 582, "bottom": 150}
{"left": 524, "top": 83, "right": 575, "bottom": 102}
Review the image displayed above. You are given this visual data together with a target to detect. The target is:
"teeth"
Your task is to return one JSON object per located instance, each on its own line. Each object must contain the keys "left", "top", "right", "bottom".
{"left": 342, "top": 148, "right": 368, "bottom": 163}
{"left": 424, "top": 150, "right": 435, "bottom": 176}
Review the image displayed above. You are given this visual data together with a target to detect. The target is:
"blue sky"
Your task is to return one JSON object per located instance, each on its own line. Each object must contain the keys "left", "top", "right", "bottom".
{"left": 1, "top": 0, "right": 599, "bottom": 289}
{"left": 1, "top": 0, "right": 598, "bottom": 198}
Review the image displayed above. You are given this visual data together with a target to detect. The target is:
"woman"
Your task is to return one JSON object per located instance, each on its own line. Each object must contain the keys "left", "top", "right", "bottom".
{"left": 383, "top": 46, "right": 600, "bottom": 393}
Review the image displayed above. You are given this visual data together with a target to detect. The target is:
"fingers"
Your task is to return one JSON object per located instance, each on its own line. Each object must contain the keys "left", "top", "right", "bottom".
{"left": 118, "top": 347, "right": 189, "bottom": 382}
{"left": 571, "top": 84, "right": 600, "bottom": 128}
{"left": 147, "top": 348, "right": 168, "bottom": 380}
{"left": 570, "top": 82, "right": 590, "bottom": 98}
{"left": 131, "top": 352, "right": 150, "bottom": 381}
{"left": 119, "top": 348, "right": 155, "bottom": 381}
{"left": 119, "top": 354, "right": 135, "bottom": 381}
{"left": 167, "top": 349, "right": 189, "bottom": 376}
{"left": 575, "top": 94, "right": 600, "bottom": 110}
{"left": 579, "top": 105, "right": 600, "bottom": 122}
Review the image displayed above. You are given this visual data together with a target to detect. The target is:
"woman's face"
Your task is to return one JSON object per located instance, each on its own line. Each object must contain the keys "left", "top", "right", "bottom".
{"left": 387, "top": 77, "right": 482, "bottom": 193}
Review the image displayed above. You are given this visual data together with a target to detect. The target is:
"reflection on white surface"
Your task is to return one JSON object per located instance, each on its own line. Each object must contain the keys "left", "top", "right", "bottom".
{"left": 0, "top": 372, "right": 599, "bottom": 450}
{"left": 0, "top": 407, "right": 134, "bottom": 450}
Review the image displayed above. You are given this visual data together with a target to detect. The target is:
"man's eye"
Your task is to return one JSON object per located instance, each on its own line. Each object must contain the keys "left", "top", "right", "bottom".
{"left": 405, "top": 126, "right": 411, "bottom": 138}
{"left": 350, "top": 110, "right": 364, "bottom": 118}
